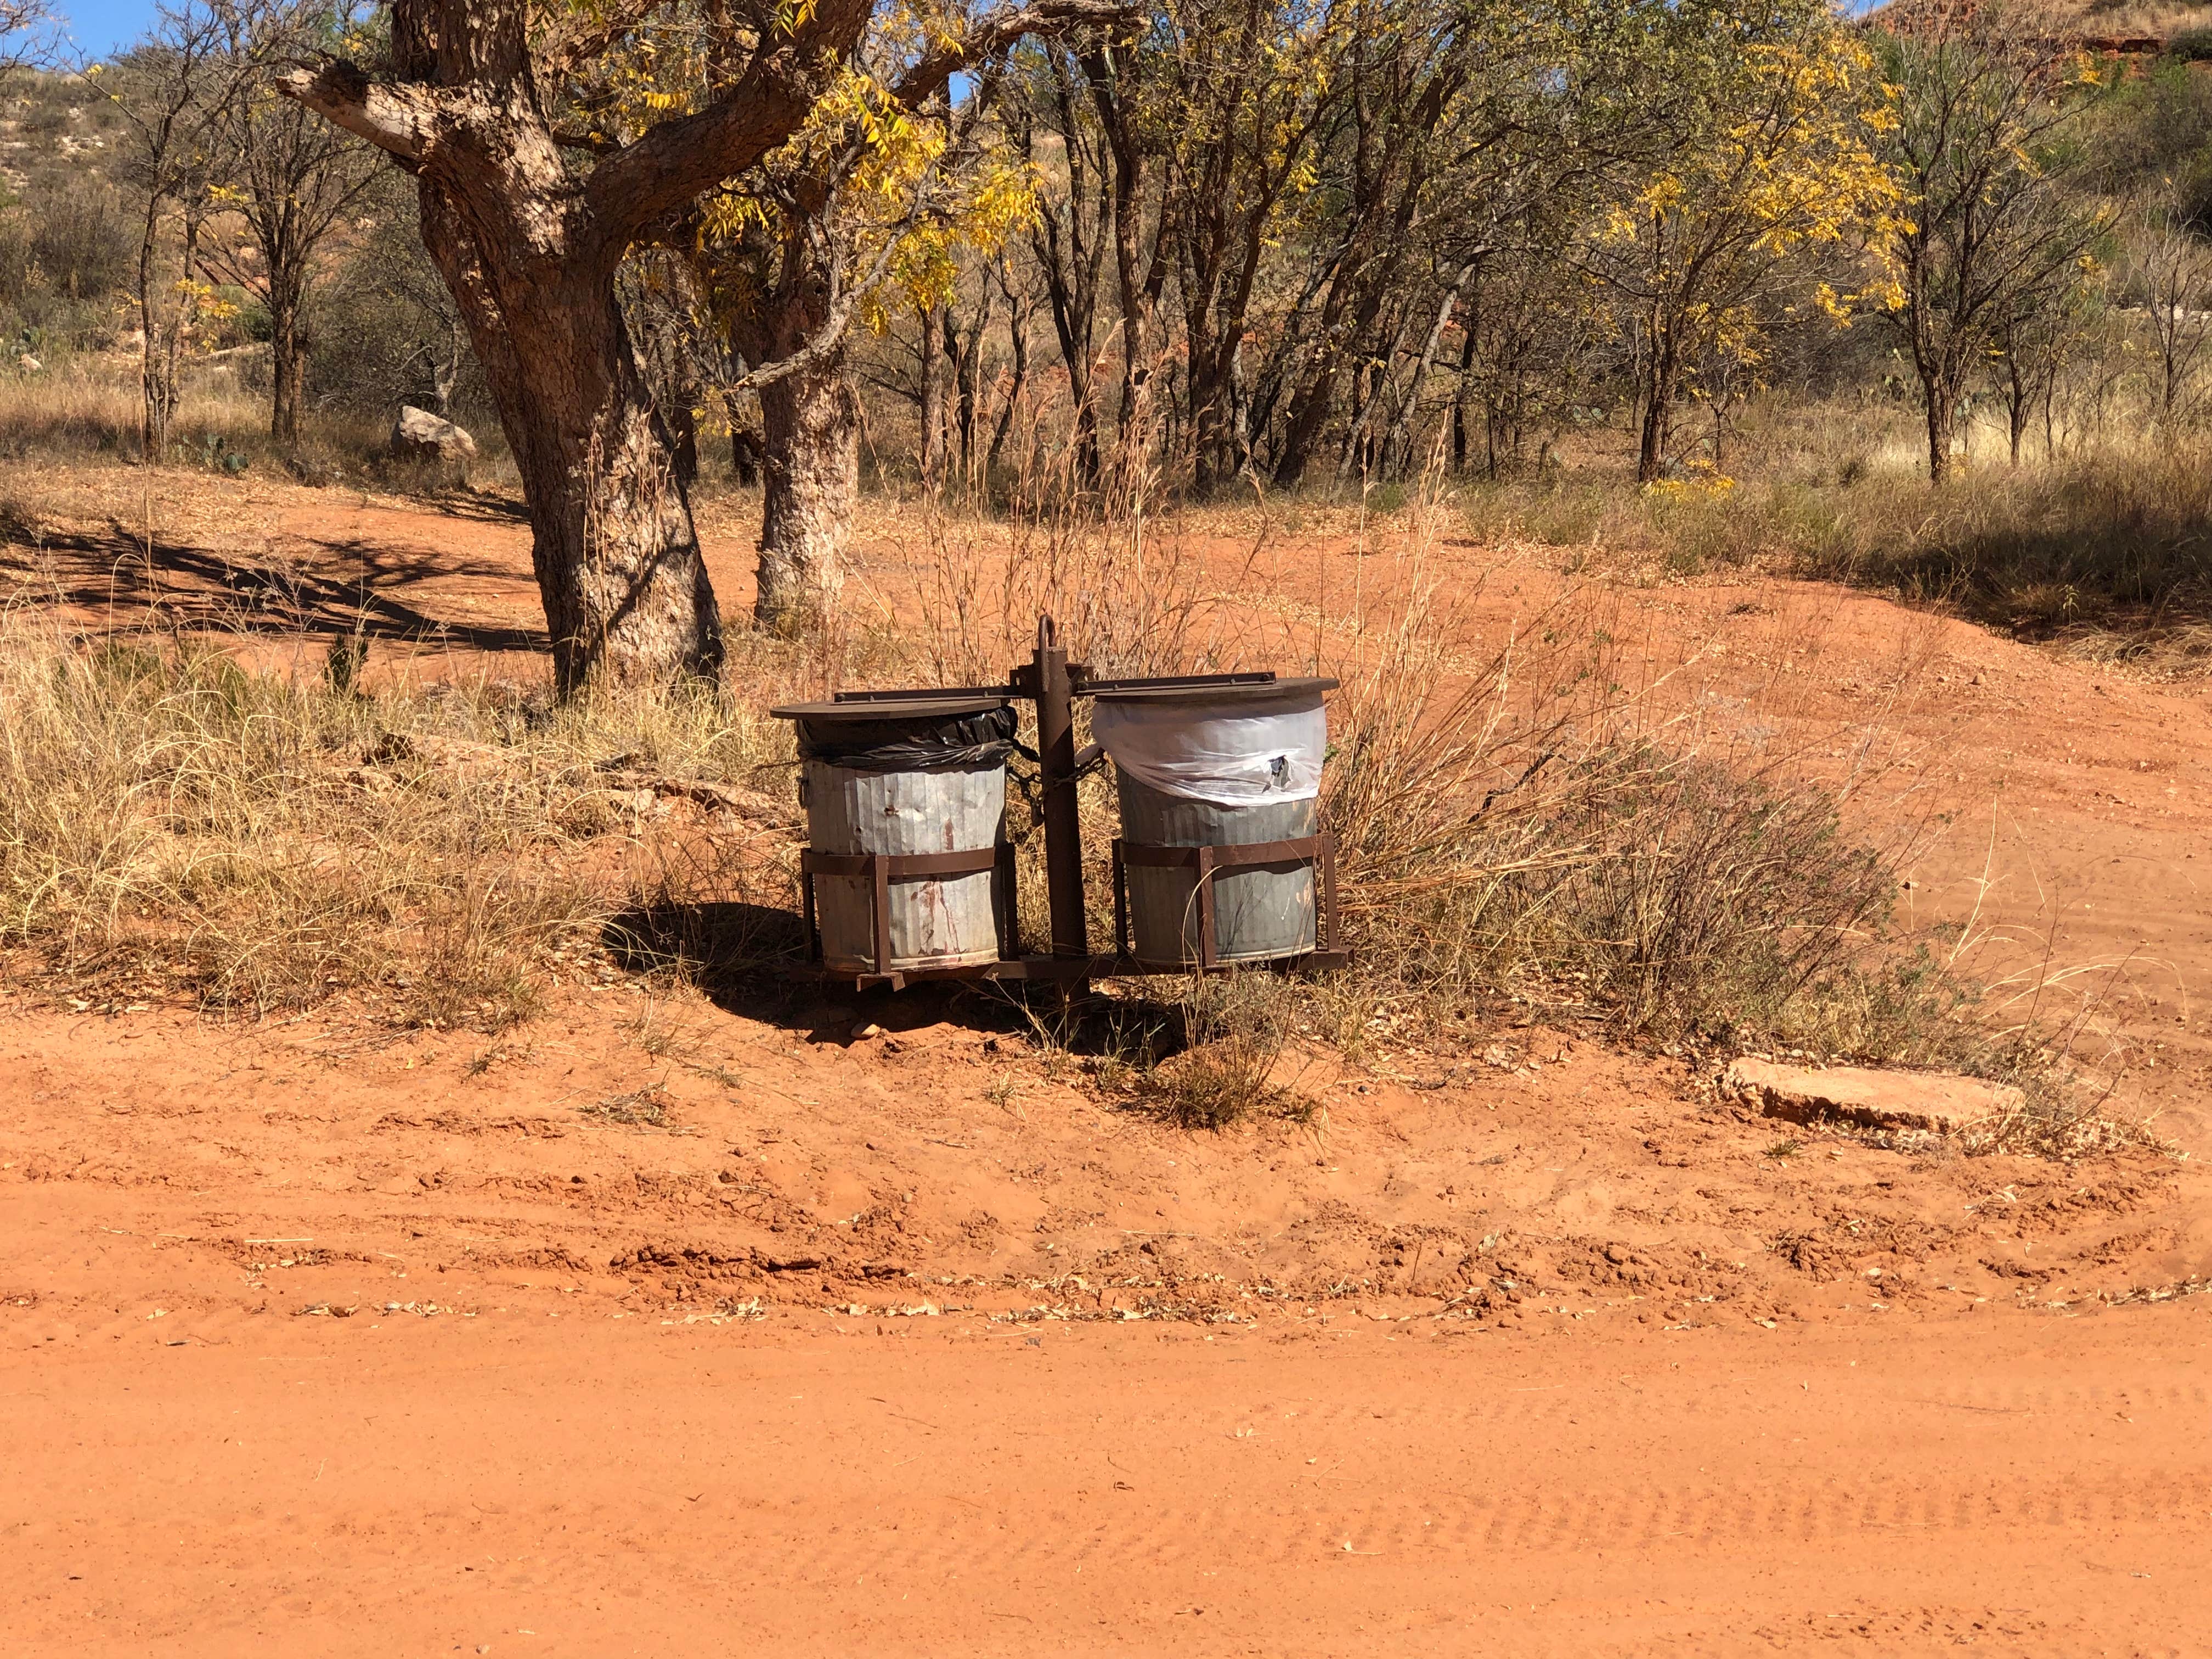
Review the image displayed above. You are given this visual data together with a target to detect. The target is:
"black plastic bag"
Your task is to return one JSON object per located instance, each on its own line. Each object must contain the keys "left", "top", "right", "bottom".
{"left": 795, "top": 704, "right": 1022, "bottom": 772}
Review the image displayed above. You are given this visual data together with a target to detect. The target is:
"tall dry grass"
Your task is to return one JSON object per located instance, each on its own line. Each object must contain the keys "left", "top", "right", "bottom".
{"left": 0, "top": 360, "right": 484, "bottom": 488}
{"left": 0, "top": 607, "right": 803, "bottom": 1026}
{"left": 1457, "top": 427, "right": 2212, "bottom": 678}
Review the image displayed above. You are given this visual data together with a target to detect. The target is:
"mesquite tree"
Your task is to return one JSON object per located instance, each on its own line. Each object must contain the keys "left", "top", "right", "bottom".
{"left": 1873, "top": 2, "right": 2108, "bottom": 483}
{"left": 203, "top": 1, "right": 380, "bottom": 447}
{"left": 1582, "top": 3, "right": 1899, "bottom": 483}
{"left": 280, "top": 1, "right": 1115, "bottom": 693}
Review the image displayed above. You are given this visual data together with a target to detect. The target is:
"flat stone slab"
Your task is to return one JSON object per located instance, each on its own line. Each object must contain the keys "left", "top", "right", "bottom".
{"left": 1723, "top": 1058, "right": 2024, "bottom": 1135}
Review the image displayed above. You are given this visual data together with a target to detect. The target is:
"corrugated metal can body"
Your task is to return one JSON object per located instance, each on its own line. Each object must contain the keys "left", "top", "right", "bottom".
{"left": 804, "top": 761, "right": 1007, "bottom": 972}
{"left": 1116, "top": 774, "right": 1317, "bottom": 965}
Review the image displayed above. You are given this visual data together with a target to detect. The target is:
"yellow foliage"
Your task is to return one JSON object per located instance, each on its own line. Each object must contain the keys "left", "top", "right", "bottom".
{"left": 594, "top": 3, "right": 1040, "bottom": 332}
{"left": 1598, "top": 27, "right": 1906, "bottom": 341}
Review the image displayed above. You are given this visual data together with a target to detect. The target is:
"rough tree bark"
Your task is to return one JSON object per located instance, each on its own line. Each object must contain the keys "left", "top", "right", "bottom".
{"left": 279, "top": 2, "right": 889, "bottom": 691}
{"left": 284, "top": 2, "right": 1131, "bottom": 687}
{"left": 1636, "top": 334, "right": 1680, "bottom": 485}
{"left": 918, "top": 298, "right": 947, "bottom": 494}
{"left": 743, "top": 233, "right": 861, "bottom": 634}
{"left": 757, "top": 355, "right": 860, "bottom": 631}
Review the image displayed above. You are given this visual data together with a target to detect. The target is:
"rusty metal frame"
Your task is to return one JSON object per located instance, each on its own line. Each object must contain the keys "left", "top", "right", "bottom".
{"left": 801, "top": 843, "right": 1015, "bottom": 978}
{"left": 1110, "top": 832, "right": 1344, "bottom": 970}
{"left": 787, "top": 616, "right": 1350, "bottom": 992}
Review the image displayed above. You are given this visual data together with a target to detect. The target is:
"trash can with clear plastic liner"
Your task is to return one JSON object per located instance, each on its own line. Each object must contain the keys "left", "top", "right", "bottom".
{"left": 771, "top": 696, "right": 1019, "bottom": 977}
{"left": 1091, "top": 678, "right": 1338, "bottom": 967}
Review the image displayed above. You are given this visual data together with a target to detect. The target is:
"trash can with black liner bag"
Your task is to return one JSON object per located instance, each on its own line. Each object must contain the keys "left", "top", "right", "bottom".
{"left": 772, "top": 696, "right": 1020, "bottom": 975}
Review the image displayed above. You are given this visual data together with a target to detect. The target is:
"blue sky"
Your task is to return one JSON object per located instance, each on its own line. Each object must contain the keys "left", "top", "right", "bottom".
{"left": 52, "top": 2, "right": 161, "bottom": 58}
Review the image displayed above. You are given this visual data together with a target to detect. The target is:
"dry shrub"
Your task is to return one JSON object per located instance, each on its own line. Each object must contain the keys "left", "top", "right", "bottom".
{"left": 0, "top": 361, "right": 473, "bottom": 486}
{"left": 1314, "top": 560, "right": 2160, "bottom": 1106}
{"left": 1312, "top": 541, "right": 1989, "bottom": 1063}
{"left": 907, "top": 481, "right": 1280, "bottom": 684}
{"left": 1137, "top": 970, "right": 1313, "bottom": 1130}
{"left": 1956, "top": 1085, "right": 2172, "bottom": 1160}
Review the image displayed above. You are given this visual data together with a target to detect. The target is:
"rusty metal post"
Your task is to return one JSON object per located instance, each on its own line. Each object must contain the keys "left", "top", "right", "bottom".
{"left": 1033, "top": 616, "right": 1090, "bottom": 973}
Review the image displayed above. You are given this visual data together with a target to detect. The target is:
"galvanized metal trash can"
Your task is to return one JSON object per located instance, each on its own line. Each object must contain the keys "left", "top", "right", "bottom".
{"left": 771, "top": 696, "right": 1019, "bottom": 977}
{"left": 1091, "top": 679, "right": 1339, "bottom": 968}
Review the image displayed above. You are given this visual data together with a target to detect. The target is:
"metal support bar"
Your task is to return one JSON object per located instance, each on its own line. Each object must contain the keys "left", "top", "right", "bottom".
{"left": 830, "top": 683, "right": 1017, "bottom": 703}
{"left": 1031, "top": 617, "right": 1089, "bottom": 975}
{"left": 1075, "top": 672, "right": 1278, "bottom": 695}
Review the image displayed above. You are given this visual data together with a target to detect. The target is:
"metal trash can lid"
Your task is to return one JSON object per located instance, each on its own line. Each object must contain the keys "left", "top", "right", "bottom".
{"left": 769, "top": 695, "right": 1014, "bottom": 722}
{"left": 1088, "top": 676, "right": 1336, "bottom": 708}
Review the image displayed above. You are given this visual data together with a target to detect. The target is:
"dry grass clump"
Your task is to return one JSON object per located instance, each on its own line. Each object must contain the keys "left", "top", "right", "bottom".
{"left": 1458, "top": 471, "right": 1854, "bottom": 579}
{"left": 0, "top": 612, "right": 798, "bottom": 1028}
{"left": 1311, "top": 560, "right": 1984, "bottom": 1066}
{"left": 1956, "top": 1085, "right": 2175, "bottom": 1160}
{"left": 1135, "top": 971, "right": 1315, "bottom": 1131}
{"left": 1460, "top": 439, "right": 2212, "bottom": 678}
{"left": 579, "top": 1085, "right": 674, "bottom": 1128}
{"left": 1799, "top": 448, "right": 2212, "bottom": 670}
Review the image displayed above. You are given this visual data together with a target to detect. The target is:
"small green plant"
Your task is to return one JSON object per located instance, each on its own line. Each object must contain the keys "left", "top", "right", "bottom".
{"left": 1764, "top": 1136, "right": 1803, "bottom": 1159}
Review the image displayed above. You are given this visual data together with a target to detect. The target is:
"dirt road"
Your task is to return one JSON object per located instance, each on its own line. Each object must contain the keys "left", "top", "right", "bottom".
{"left": 10, "top": 1307, "right": 2209, "bottom": 1656}
{"left": 7, "top": 477, "right": 2212, "bottom": 1654}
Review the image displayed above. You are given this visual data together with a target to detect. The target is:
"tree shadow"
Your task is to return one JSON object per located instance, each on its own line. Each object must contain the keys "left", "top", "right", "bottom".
{"left": 0, "top": 516, "right": 546, "bottom": 652}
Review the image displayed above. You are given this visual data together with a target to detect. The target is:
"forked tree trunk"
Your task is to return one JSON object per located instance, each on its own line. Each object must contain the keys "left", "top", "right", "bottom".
{"left": 279, "top": 0, "right": 872, "bottom": 695}
{"left": 1637, "top": 347, "right": 1679, "bottom": 485}
{"left": 284, "top": 0, "right": 1120, "bottom": 689}
{"left": 755, "top": 347, "right": 859, "bottom": 634}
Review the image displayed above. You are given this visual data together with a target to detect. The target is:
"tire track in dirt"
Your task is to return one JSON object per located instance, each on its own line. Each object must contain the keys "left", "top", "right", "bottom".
{"left": 9, "top": 1312, "right": 2209, "bottom": 1655}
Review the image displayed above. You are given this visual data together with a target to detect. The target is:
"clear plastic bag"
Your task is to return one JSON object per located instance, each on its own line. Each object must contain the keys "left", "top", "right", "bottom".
{"left": 1090, "top": 686, "right": 1326, "bottom": 805}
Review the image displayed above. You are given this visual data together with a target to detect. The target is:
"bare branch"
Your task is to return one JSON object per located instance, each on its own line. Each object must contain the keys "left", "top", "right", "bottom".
{"left": 275, "top": 55, "right": 437, "bottom": 164}
{"left": 892, "top": 0, "right": 1140, "bottom": 109}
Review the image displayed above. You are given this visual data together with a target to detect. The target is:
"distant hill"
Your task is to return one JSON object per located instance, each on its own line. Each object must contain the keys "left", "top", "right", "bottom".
{"left": 1860, "top": 0, "right": 2212, "bottom": 50}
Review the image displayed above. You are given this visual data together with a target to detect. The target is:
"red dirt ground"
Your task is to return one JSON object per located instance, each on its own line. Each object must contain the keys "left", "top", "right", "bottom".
{"left": 4, "top": 474, "right": 2210, "bottom": 1655}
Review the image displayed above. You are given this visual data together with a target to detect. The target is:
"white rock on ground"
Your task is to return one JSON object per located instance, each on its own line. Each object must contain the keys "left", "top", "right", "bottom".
{"left": 391, "top": 405, "right": 479, "bottom": 464}
{"left": 1723, "top": 1057, "right": 2024, "bottom": 1135}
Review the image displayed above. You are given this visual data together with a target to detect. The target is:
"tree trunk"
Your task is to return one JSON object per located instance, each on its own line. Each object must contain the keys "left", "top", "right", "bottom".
{"left": 918, "top": 302, "right": 946, "bottom": 494}
{"left": 269, "top": 276, "right": 305, "bottom": 447}
{"left": 724, "top": 391, "right": 761, "bottom": 486}
{"left": 136, "top": 210, "right": 167, "bottom": 464}
{"left": 1451, "top": 324, "right": 1475, "bottom": 474}
{"left": 755, "top": 346, "right": 858, "bottom": 634}
{"left": 950, "top": 299, "right": 984, "bottom": 481}
{"left": 1924, "top": 377, "right": 1955, "bottom": 484}
{"left": 1636, "top": 342, "right": 1678, "bottom": 484}
{"left": 986, "top": 289, "right": 1030, "bottom": 479}
{"left": 411, "top": 185, "right": 722, "bottom": 693}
